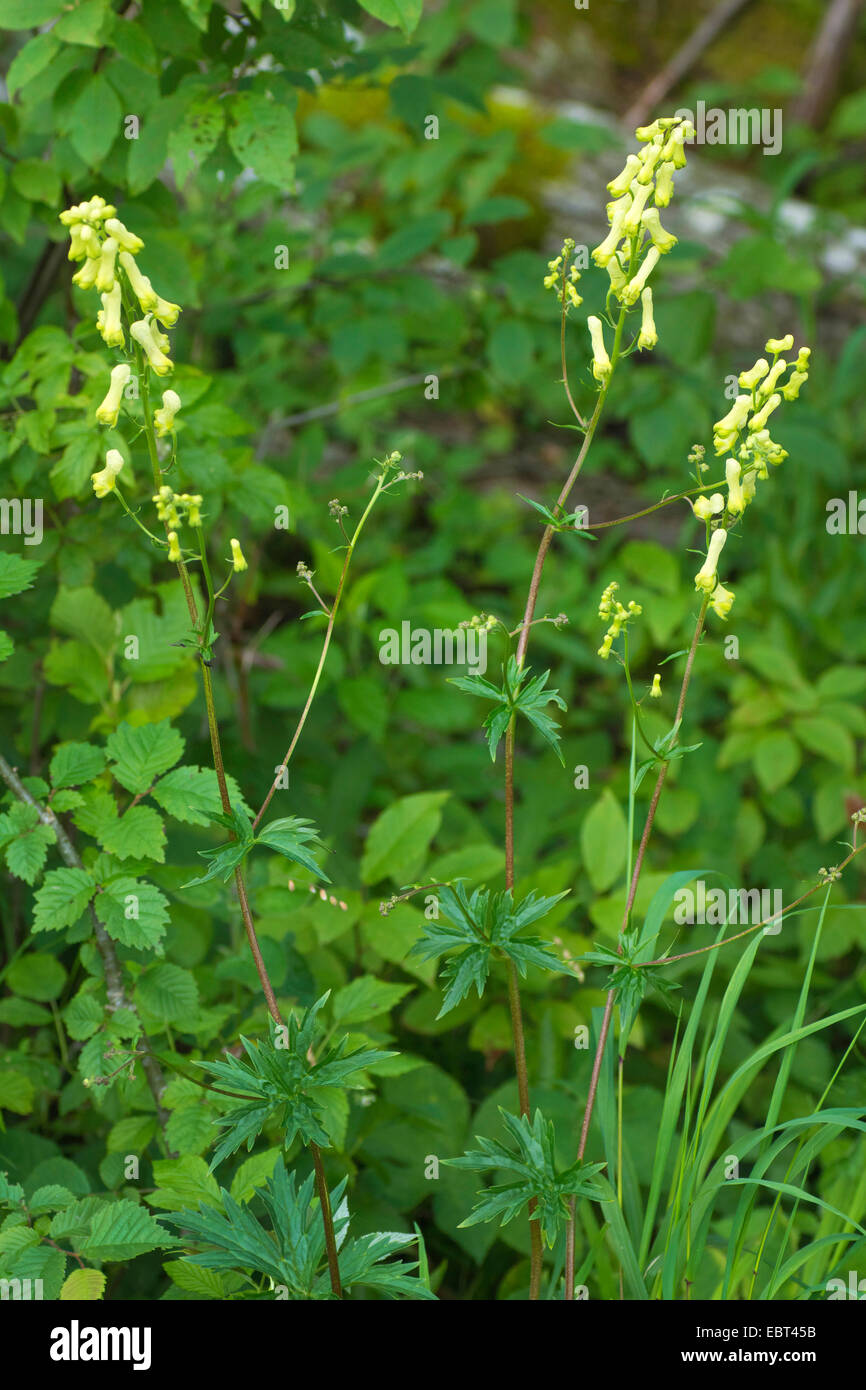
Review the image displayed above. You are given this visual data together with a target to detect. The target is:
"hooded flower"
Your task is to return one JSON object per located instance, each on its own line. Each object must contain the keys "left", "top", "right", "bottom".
{"left": 91, "top": 448, "right": 124, "bottom": 498}
{"left": 650, "top": 673, "right": 662, "bottom": 698}
{"left": 709, "top": 582, "right": 735, "bottom": 619}
{"left": 97, "top": 282, "right": 124, "bottom": 349}
{"left": 621, "top": 246, "right": 660, "bottom": 306}
{"left": 130, "top": 317, "right": 173, "bottom": 375}
{"left": 230, "top": 538, "right": 247, "bottom": 572}
{"left": 725, "top": 458, "right": 746, "bottom": 515}
{"left": 95, "top": 362, "right": 131, "bottom": 426}
{"left": 154, "top": 389, "right": 182, "bottom": 437}
{"left": 640, "top": 207, "right": 677, "bottom": 254}
{"left": 587, "top": 316, "right": 611, "bottom": 383}
{"left": 691, "top": 492, "right": 725, "bottom": 521}
{"left": 694, "top": 527, "right": 727, "bottom": 593}
{"left": 119, "top": 252, "right": 158, "bottom": 312}
{"left": 167, "top": 531, "right": 181, "bottom": 563}
{"left": 638, "top": 287, "right": 657, "bottom": 350}
{"left": 94, "top": 237, "right": 118, "bottom": 294}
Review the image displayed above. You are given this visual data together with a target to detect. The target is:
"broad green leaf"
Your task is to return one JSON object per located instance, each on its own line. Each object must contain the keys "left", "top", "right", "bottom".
{"left": 580, "top": 790, "right": 627, "bottom": 893}
{"left": 69, "top": 73, "right": 121, "bottom": 166}
{"left": 356, "top": 0, "right": 423, "bottom": 37}
{"left": 361, "top": 791, "right": 449, "bottom": 885}
{"left": 100, "top": 805, "right": 166, "bottom": 862}
{"left": 6, "top": 32, "right": 59, "bottom": 94}
{"left": 228, "top": 91, "right": 297, "bottom": 190}
{"left": 0, "top": 553, "right": 41, "bottom": 599}
{"left": 332, "top": 975, "right": 413, "bottom": 1026}
{"left": 11, "top": 157, "right": 61, "bottom": 206}
{"left": 0, "top": 1070, "right": 35, "bottom": 1114}
{"left": 753, "top": 730, "right": 801, "bottom": 792}
{"left": 7, "top": 951, "right": 67, "bottom": 1001}
{"left": 5, "top": 823, "right": 54, "bottom": 883}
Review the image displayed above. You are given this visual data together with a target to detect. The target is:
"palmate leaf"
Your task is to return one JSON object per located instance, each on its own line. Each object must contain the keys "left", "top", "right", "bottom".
{"left": 450, "top": 656, "right": 567, "bottom": 763}
{"left": 161, "top": 1159, "right": 434, "bottom": 1300}
{"left": 182, "top": 807, "right": 329, "bottom": 889}
{"left": 582, "top": 926, "right": 681, "bottom": 1042}
{"left": 410, "top": 879, "right": 568, "bottom": 1017}
{"left": 196, "top": 1004, "right": 395, "bottom": 1166}
{"left": 445, "top": 1108, "right": 606, "bottom": 1247}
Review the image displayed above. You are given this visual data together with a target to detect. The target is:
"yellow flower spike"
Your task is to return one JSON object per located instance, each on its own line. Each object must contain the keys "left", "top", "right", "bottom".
{"left": 695, "top": 527, "right": 727, "bottom": 593}
{"left": 71, "top": 255, "right": 101, "bottom": 291}
{"left": 230, "top": 538, "right": 247, "bottom": 573}
{"left": 622, "top": 181, "right": 652, "bottom": 236}
{"left": 621, "top": 246, "right": 660, "bottom": 306}
{"left": 709, "top": 582, "right": 735, "bottom": 619}
{"left": 153, "top": 389, "right": 182, "bottom": 437}
{"left": 98, "top": 282, "right": 124, "bottom": 348}
{"left": 95, "top": 362, "right": 131, "bottom": 426}
{"left": 607, "top": 154, "right": 642, "bottom": 197}
{"left": 748, "top": 392, "right": 781, "bottom": 431}
{"left": 103, "top": 217, "right": 144, "bottom": 254}
{"left": 94, "top": 237, "right": 119, "bottom": 294}
{"left": 640, "top": 207, "right": 677, "bottom": 253}
{"left": 765, "top": 334, "right": 793, "bottom": 355}
{"left": 130, "top": 317, "right": 173, "bottom": 375}
{"left": 587, "top": 316, "right": 612, "bottom": 383}
{"left": 738, "top": 358, "right": 769, "bottom": 392}
{"left": 91, "top": 448, "right": 124, "bottom": 498}
{"left": 691, "top": 493, "right": 725, "bottom": 521}
{"left": 119, "top": 252, "right": 158, "bottom": 312}
{"left": 167, "top": 531, "right": 181, "bottom": 563}
{"left": 725, "top": 457, "right": 746, "bottom": 515}
{"left": 650, "top": 673, "right": 662, "bottom": 698}
{"left": 638, "top": 287, "right": 657, "bottom": 350}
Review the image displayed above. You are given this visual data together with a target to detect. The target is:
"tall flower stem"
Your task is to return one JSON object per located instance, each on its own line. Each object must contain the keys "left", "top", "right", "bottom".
{"left": 563, "top": 599, "right": 708, "bottom": 1298}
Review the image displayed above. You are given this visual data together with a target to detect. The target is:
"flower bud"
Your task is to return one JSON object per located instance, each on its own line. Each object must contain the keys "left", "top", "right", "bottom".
{"left": 694, "top": 527, "right": 727, "bottom": 593}
{"left": 607, "top": 154, "right": 642, "bottom": 197}
{"left": 230, "top": 538, "right": 247, "bottom": 572}
{"left": 748, "top": 392, "right": 781, "bottom": 431}
{"left": 154, "top": 389, "right": 182, "bottom": 437}
{"left": 738, "top": 358, "right": 769, "bottom": 392}
{"left": 640, "top": 207, "right": 677, "bottom": 253}
{"left": 131, "top": 317, "right": 173, "bottom": 375}
{"left": 621, "top": 246, "right": 660, "bottom": 305}
{"left": 167, "top": 531, "right": 181, "bottom": 563}
{"left": 119, "top": 251, "right": 158, "bottom": 312}
{"left": 103, "top": 217, "right": 144, "bottom": 254}
{"left": 650, "top": 673, "right": 662, "bottom": 698}
{"left": 622, "top": 182, "right": 652, "bottom": 236}
{"left": 638, "top": 286, "right": 657, "bottom": 350}
{"left": 765, "top": 335, "right": 793, "bottom": 355}
{"left": 95, "top": 362, "right": 131, "bottom": 426}
{"left": 781, "top": 369, "right": 808, "bottom": 402}
{"left": 91, "top": 448, "right": 124, "bottom": 498}
{"left": 71, "top": 255, "right": 101, "bottom": 290}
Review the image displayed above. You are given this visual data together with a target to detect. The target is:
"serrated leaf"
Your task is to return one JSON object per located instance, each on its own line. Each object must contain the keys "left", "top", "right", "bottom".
{"left": 100, "top": 805, "right": 166, "bottom": 863}
{"left": 32, "top": 867, "right": 95, "bottom": 933}
{"left": 49, "top": 741, "right": 106, "bottom": 789}
{"left": 136, "top": 964, "right": 199, "bottom": 1026}
{"left": 332, "top": 975, "right": 413, "bottom": 1027}
{"left": 106, "top": 719, "right": 184, "bottom": 794}
{"left": 360, "top": 791, "right": 449, "bottom": 885}
{"left": 94, "top": 876, "right": 170, "bottom": 951}
{"left": 59, "top": 1268, "right": 106, "bottom": 1300}
{"left": 81, "top": 1199, "right": 174, "bottom": 1262}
